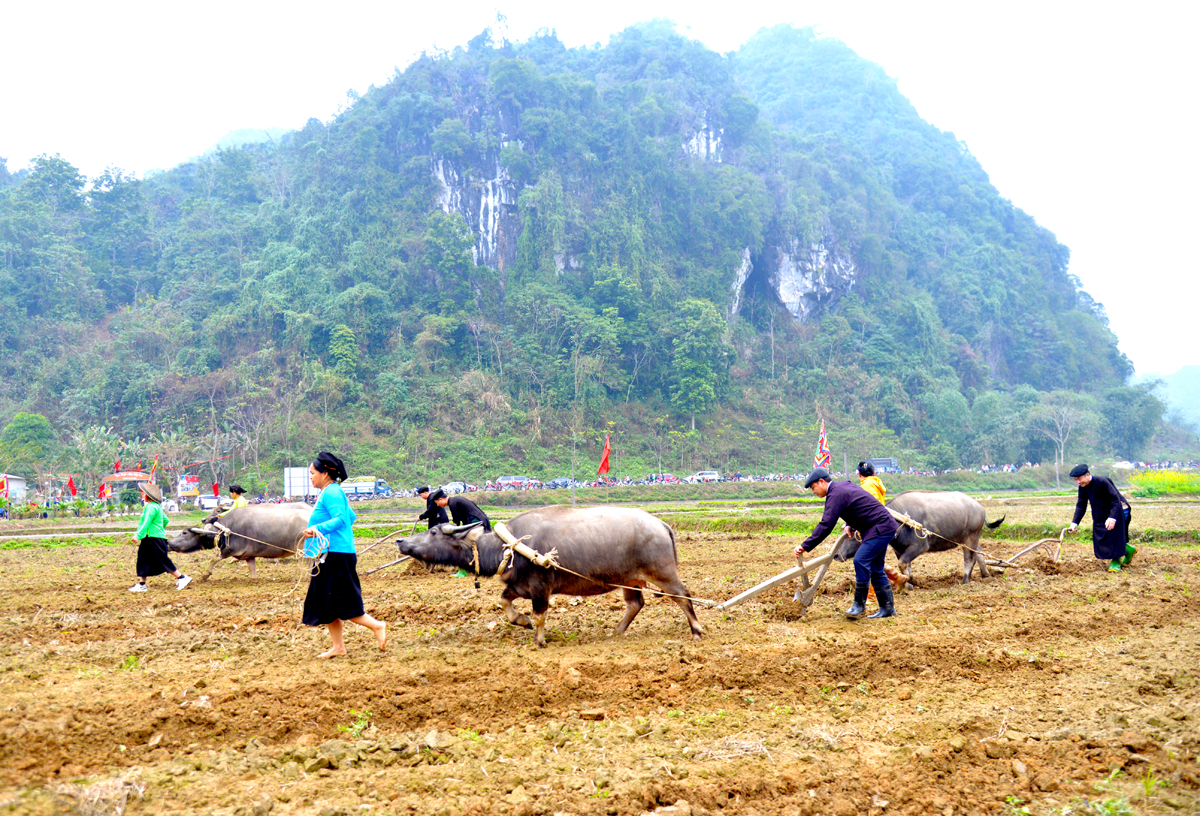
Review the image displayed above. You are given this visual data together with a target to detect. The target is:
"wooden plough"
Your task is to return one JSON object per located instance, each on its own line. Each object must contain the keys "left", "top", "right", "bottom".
{"left": 701, "top": 526, "right": 1070, "bottom": 614}
{"left": 977, "top": 527, "right": 1068, "bottom": 573}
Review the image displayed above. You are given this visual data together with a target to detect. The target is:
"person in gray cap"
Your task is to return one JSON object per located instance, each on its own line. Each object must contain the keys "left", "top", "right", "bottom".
{"left": 1067, "top": 464, "right": 1134, "bottom": 572}
{"left": 795, "top": 467, "right": 899, "bottom": 618}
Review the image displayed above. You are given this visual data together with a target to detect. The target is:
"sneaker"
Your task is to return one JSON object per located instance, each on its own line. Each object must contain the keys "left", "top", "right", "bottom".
{"left": 128, "top": 583, "right": 148, "bottom": 593}
{"left": 175, "top": 575, "right": 192, "bottom": 591}
{"left": 1122, "top": 545, "right": 1138, "bottom": 566}
{"left": 1108, "top": 560, "right": 1123, "bottom": 572}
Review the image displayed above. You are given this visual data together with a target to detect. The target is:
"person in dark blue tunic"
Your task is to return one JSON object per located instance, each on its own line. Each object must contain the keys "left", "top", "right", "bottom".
{"left": 302, "top": 452, "right": 388, "bottom": 658}
{"left": 795, "top": 468, "right": 900, "bottom": 619}
{"left": 1067, "top": 463, "right": 1134, "bottom": 572}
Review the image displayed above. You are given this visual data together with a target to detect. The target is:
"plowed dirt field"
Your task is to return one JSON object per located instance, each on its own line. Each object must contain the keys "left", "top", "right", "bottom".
{"left": 2, "top": 500, "right": 1198, "bottom": 816}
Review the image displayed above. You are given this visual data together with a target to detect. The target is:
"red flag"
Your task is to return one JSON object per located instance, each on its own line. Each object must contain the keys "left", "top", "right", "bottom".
{"left": 0, "top": 476, "right": 6, "bottom": 498}
{"left": 598, "top": 433, "right": 611, "bottom": 476}
{"left": 67, "top": 477, "right": 77, "bottom": 497}
{"left": 212, "top": 483, "right": 220, "bottom": 497}
{"left": 114, "top": 459, "right": 121, "bottom": 472}
{"left": 149, "top": 454, "right": 159, "bottom": 478}
{"left": 98, "top": 484, "right": 108, "bottom": 499}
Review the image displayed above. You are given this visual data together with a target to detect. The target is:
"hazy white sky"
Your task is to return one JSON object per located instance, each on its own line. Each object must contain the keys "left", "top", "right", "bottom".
{"left": 4, "top": 1, "right": 1196, "bottom": 377}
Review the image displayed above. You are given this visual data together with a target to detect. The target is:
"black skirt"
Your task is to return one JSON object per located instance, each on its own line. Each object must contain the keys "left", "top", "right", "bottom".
{"left": 302, "top": 552, "right": 365, "bottom": 626}
{"left": 136, "top": 537, "right": 177, "bottom": 578}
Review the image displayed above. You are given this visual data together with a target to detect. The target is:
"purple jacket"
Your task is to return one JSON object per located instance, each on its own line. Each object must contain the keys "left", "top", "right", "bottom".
{"left": 801, "top": 481, "right": 899, "bottom": 552}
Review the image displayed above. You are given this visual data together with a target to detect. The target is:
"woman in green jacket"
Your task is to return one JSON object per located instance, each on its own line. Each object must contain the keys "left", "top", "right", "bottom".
{"left": 129, "top": 481, "right": 191, "bottom": 592}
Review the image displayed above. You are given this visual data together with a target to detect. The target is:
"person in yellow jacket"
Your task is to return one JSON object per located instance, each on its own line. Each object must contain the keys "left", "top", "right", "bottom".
{"left": 228, "top": 485, "right": 249, "bottom": 510}
{"left": 857, "top": 461, "right": 886, "bottom": 503}
{"left": 855, "top": 461, "right": 907, "bottom": 594}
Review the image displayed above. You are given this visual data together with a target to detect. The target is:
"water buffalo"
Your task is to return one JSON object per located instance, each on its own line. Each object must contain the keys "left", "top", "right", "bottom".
{"left": 836, "top": 491, "right": 1004, "bottom": 586}
{"left": 397, "top": 505, "right": 703, "bottom": 647}
{"left": 168, "top": 504, "right": 311, "bottom": 580}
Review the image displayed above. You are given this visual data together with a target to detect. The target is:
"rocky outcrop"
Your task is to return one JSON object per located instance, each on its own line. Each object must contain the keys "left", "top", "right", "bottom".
{"left": 730, "top": 248, "right": 752, "bottom": 314}
{"left": 729, "top": 240, "right": 857, "bottom": 322}
{"left": 433, "top": 153, "right": 520, "bottom": 270}
{"left": 682, "top": 113, "right": 723, "bottom": 162}
{"left": 770, "top": 239, "right": 856, "bottom": 321}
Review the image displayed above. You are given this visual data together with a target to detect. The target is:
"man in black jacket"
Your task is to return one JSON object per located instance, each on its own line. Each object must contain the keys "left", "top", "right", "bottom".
{"left": 795, "top": 468, "right": 900, "bottom": 619}
{"left": 437, "top": 493, "right": 492, "bottom": 531}
{"left": 417, "top": 486, "right": 448, "bottom": 529}
{"left": 1067, "top": 464, "right": 1134, "bottom": 572}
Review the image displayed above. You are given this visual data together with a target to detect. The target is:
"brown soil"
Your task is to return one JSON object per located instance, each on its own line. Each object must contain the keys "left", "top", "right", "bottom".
{"left": 1, "top": 502, "right": 1198, "bottom": 816}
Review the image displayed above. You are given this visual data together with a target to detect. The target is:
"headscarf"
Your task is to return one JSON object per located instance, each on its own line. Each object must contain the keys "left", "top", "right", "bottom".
{"left": 429, "top": 488, "right": 447, "bottom": 502}
{"left": 312, "top": 451, "right": 348, "bottom": 483}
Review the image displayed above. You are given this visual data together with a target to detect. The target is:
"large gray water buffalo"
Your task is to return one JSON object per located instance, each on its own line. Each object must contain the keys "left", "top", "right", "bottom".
{"left": 397, "top": 505, "right": 703, "bottom": 647}
{"left": 168, "top": 504, "right": 311, "bottom": 580}
{"left": 837, "top": 491, "right": 1004, "bottom": 585}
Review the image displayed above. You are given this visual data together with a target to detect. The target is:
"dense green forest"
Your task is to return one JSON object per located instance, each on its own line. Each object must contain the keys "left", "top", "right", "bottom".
{"left": 0, "top": 23, "right": 1177, "bottom": 495}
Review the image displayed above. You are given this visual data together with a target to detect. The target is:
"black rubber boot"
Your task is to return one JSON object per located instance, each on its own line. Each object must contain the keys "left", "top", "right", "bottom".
{"left": 845, "top": 583, "right": 869, "bottom": 619}
{"left": 868, "top": 578, "right": 896, "bottom": 618}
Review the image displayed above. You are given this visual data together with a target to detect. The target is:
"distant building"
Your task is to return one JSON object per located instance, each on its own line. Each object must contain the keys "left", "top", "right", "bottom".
{"left": 1, "top": 473, "right": 28, "bottom": 501}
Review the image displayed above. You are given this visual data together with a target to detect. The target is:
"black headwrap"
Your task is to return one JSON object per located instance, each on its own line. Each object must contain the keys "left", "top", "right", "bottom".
{"left": 312, "top": 451, "right": 348, "bottom": 483}
{"left": 429, "top": 488, "right": 447, "bottom": 502}
{"left": 857, "top": 461, "right": 875, "bottom": 477}
{"left": 1069, "top": 463, "right": 1089, "bottom": 478}
{"left": 416, "top": 486, "right": 430, "bottom": 496}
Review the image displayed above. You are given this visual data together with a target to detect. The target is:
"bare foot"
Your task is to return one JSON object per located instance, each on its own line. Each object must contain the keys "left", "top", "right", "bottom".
{"left": 318, "top": 647, "right": 347, "bottom": 659}
{"left": 376, "top": 622, "right": 388, "bottom": 651}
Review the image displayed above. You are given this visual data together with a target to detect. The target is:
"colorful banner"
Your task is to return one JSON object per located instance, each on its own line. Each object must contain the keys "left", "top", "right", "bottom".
{"left": 814, "top": 420, "right": 831, "bottom": 470}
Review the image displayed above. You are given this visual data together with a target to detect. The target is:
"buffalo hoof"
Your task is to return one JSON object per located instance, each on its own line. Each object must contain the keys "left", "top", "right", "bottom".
{"left": 508, "top": 616, "right": 533, "bottom": 630}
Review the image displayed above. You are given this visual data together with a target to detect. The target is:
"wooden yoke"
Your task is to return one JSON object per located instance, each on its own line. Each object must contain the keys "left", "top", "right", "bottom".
{"left": 494, "top": 522, "right": 559, "bottom": 570}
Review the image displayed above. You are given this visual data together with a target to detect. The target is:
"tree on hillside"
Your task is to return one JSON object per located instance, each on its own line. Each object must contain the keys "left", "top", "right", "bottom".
{"left": 1026, "top": 392, "right": 1098, "bottom": 487}
{"left": 0, "top": 413, "right": 59, "bottom": 476}
{"left": 1101, "top": 383, "right": 1164, "bottom": 460}
{"left": 669, "top": 300, "right": 727, "bottom": 431}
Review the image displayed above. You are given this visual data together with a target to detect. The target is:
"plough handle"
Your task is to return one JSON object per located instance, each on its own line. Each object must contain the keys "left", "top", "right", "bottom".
{"left": 714, "top": 550, "right": 837, "bottom": 611}
{"left": 365, "top": 555, "right": 411, "bottom": 575}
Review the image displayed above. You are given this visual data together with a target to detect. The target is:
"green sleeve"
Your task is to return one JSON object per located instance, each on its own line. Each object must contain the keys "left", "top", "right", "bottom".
{"left": 135, "top": 505, "right": 154, "bottom": 539}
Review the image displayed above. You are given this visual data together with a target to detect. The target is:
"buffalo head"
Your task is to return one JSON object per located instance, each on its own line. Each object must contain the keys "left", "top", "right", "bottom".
{"left": 396, "top": 522, "right": 484, "bottom": 569}
{"left": 168, "top": 525, "right": 221, "bottom": 553}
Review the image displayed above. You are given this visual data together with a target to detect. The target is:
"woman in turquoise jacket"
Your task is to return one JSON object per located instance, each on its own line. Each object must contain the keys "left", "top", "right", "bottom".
{"left": 301, "top": 452, "right": 387, "bottom": 657}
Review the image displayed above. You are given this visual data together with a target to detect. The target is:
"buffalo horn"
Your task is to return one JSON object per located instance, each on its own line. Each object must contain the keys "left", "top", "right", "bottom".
{"left": 440, "top": 520, "right": 485, "bottom": 535}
